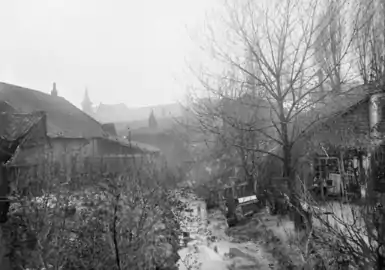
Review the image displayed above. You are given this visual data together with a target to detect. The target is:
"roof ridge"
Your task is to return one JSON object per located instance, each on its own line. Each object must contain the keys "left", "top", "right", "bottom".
{"left": 0, "top": 111, "right": 45, "bottom": 116}
{"left": 0, "top": 82, "right": 53, "bottom": 98}
{"left": 0, "top": 82, "right": 106, "bottom": 138}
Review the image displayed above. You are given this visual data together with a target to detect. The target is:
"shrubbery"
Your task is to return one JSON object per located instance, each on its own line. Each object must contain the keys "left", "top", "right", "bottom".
{"left": 1, "top": 160, "right": 185, "bottom": 270}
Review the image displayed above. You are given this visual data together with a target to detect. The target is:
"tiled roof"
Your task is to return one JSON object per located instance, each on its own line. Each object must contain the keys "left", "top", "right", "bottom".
{"left": 0, "top": 82, "right": 107, "bottom": 139}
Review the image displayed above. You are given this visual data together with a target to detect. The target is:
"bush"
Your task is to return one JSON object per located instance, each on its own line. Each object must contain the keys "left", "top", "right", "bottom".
{"left": 281, "top": 186, "right": 385, "bottom": 269}
{"left": 1, "top": 160, "right": 185, "bottom": 270}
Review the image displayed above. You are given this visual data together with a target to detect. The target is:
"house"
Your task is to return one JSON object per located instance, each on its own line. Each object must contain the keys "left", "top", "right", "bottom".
{"left": 0, "top": 82, "right": 160, "bottom": 175}
{"left": 214, "top": 85, "right": 372, "bottom": 193}
{"left": 293, "top": 84, "right": 385, "bottom": 195}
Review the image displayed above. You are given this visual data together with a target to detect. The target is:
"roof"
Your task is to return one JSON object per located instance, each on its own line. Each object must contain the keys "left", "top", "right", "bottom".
{"left": 314, "top": 84, "right": 370, "bottom": 118}
{"left": 291, "top": 84, "right": 374, "bottom": 154}
{"left": 102, "top": 123, "right": 118, "bottom": 136}
{"left": 102, "top": 136, "right": 161, "bottom": 153}
{"left": 130, "top": 127, "right": 169, "bottom": 135}
{"left": 0, "top": 112, "right": 44, "bottom": 142}
{"left": 96, "top": 103, "right": 129, "bottom": 113}
{"left": 0, "top": 82, "right": 107, "bottom": 139}
{"left": 129, "top": 140, "right": 161, "bottom": 153}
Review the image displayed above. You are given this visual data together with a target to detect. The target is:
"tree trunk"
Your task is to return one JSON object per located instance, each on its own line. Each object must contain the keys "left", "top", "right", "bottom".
{"left": 282, "top": 142, "right": 303, "bottom": 229}
{"left": 278, "top": 104, "right": 305, "bottom": 230}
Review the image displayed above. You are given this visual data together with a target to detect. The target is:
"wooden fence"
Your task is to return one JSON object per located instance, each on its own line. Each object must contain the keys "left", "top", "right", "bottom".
{"left": 83, "top": 154, "right": 159, "bottom": 174}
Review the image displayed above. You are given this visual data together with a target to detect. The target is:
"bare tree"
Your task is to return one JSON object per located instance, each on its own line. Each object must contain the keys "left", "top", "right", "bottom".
{"left": 188, "top": 0, "right": 360, "bottom": 227}
{"left": 355, "top": 0, "right": 385, "bottom": 85}
{"left": 1, "top": 157, "right": 184, "bottom": 270}
{"left": 314, "top": 0, "right": 352, "bottom": 92}
{"left": 300, "top": 189, "right": 385, "bottom": 269}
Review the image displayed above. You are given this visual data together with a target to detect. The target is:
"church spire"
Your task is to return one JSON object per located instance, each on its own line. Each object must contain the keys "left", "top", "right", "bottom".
{"left": 148, "top": 109, "right": 158, "bottom": 129}
{"left": 81, "top": 87, "right": 93, "bottom": 115}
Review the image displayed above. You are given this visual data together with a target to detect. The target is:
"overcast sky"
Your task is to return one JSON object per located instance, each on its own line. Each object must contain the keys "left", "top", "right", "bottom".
{"left": 0, "top": 0, "right": 215, "bottom": 108}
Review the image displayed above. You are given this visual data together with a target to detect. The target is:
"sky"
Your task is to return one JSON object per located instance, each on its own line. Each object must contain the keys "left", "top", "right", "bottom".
{"left": 0, "top": 0, "right": 216, "bottom": 108}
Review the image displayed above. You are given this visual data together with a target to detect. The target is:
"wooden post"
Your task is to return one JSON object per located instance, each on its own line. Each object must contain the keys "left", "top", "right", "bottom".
{"left": 339, "top": 151, "right": 348, "bottom": 203}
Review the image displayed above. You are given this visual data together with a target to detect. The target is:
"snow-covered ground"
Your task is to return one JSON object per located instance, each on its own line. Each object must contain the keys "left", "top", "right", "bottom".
{"left": 175, "top": 192, "right": 373, "bottom": 270}
{"left": 177, "top": 203, "right": 274, "bottom": 270}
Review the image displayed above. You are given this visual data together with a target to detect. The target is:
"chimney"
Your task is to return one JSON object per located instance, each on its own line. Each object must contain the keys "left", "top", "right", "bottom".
{"left": 51, "top": 82, "right": 58, "bottom": 96}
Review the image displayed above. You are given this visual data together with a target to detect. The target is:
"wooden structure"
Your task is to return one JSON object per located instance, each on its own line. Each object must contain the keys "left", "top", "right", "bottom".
{"left": 314, "top": 157, "right": 344, "bottom": 197}
{"left": 298, "top": 86, "right": 385, "bottom": 199}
